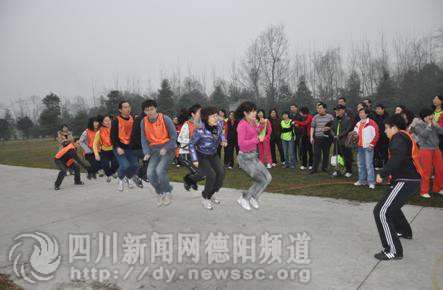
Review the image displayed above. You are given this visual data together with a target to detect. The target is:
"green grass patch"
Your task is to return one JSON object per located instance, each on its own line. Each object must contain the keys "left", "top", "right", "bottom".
{"left": 1, "top": 138, "right": 442, "bottom": 207}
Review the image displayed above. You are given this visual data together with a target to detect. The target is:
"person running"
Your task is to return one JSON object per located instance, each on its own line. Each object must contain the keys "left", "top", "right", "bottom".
{"left": 54, "top": 138, "right": 91, "bottom": 190}
{"left": 224, "top": 111, "right": 239, "bottom": 169}
{"left": 373, "top": 114, "right": 423, "bottom": 260}
{"left": 353, "top": 108, "right": 379, "bottom": 189}
{"left": 140, "top": 99, "right": 177, "bottom": 206}
{"left": 111, "top": 101, "right": 141, "bottom": 192}
{"left": 257, "top": 109, "right": 273, "bottom": 169}
{"left": 410, "top": 108, "right": 443, "bottom": 198}
{"left": 93, "top": 115, "right": 118, "bottom": 183}
{"left": 177, "top": 104, "right": 205, "bottom": 191}
{"left": 310, "top": 102, "right": 334, "bottom": 174}
{"left": 188, "top": 106, "right": 226, "bottom": 210}
{"left": 269, "top": 109, "right": 285, "bottom": 167}
{"left": 294, "top": 106, "right": 313, "bottom": 170}
{"left": 79, "top": 117, "right": 101, "bottom": 179}
{"left": 235, "top": 101, "right": 272, "bottom": 211}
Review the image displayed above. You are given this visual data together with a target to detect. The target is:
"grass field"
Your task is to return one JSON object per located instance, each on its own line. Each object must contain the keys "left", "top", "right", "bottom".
{"left": 0, "top": 138, "right": 442, "bottom": 208}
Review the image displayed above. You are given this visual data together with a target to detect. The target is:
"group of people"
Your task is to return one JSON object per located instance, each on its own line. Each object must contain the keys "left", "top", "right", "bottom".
{"left": 53, "top": 94, "right": 443, "bottom": 261}
{"left": 53, "top": 99, "right": 272, "bottom": 212}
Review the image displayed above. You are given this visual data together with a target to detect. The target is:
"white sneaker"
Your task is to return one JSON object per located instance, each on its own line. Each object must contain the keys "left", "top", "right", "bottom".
{"left": 308, "top": 166, "right": 313, "bottom": 170}
{"left": 210, "top": 195, "right": 220, "bottom": 205}
{"left": 266, "top": 164, "right": 272, "bottom": 169}
{"left": 237, "top": 197, "right": 251, "bottom": 211}
{"left": 272, "top": 163, "right": 276, "bottom": 167}
{"left": 420, "top": 193, "right": 431, "bottom": 198}
{"left": 201, "top": 199, "right": 213, "bottom": 210}
{"left": 163, "top": 192, "right": 172, "bottom": 206}
{"left": 249, "top": 197, "right": 260, "bottom": 209}
{"left": 332, "top": 171, "right": 338, "bottom": 177}
{"left": 124, "top": 177, "right": 134, "bottom": 189}
{"left": 228, "top": 166, "right": 233, "bottom": 170}
{"left": 438, "top": 190, "right": 443, "bottom": 195}
{"left": 300, "top": 166, "right": 307, "bottom": 170}
{"left": 157, "top": 194, "right": 164, "bottom": 207}
{"left": 354, "top": 181, "right": 365, "bottom": 186}
{"left": 117, "top": 179, "right": 124, "bottom": 191}
{"left": 345, "top": 172, "right": 352, "bottom": 178}
{"left": 369, "top": 184, "right": 375, "bottom": 189}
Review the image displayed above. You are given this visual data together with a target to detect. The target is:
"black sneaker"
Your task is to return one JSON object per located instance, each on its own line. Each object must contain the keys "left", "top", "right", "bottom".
{"left": 54, "top": 185, "right": 60, "bottom": 190}
{"left": 374, "top": 251, "right": 403, "bottom": 260}
{"left": 74, "top": 181, "right": 85, "bottom": 185}
{"left": 397, "top": 233, "right": 413, "bottom": 239}
{"left": 87, "top": 173, "right": 92, "bottom": 180}
{"left": 133, "top": 177, "right": 143, "bottom": 188}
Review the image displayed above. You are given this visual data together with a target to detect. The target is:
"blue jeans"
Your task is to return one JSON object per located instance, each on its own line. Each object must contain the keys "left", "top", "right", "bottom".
{"left": 357, "top": 147, "right": 375, "bottom": 185}
{"left": 282, "top": 140, "right": 295, "bottom": 167}
{"left": 147, "top": 149, "right": 175, "bottom": 195}
{"left": 113, "top": 149, "right": 139, "bottom": 180}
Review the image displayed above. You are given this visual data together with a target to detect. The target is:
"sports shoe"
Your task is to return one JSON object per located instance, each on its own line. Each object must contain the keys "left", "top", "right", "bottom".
{"left": 332, "top": 171, "right": 338, "bottom": 177}
{"left": 117, "top": 179, "right": 124, "bottom": 192}
{"left": 237, "top": 197, "right": 251, "bottom": 211}
{"left": 249, "top": 197, "right": 259, "bottom": 209}
{"left": 266, "top": 164, "right": 272, "bottom": 169}
{"left": 133, "top": 176, "right": 143, "bottom": 188}
{"left": 374, "top": 251, "right": 403, "bottom": 260}
{"left": 420, "top": 193, "right": 431, "bottom": 198}
{"left": 201, "top": 199, "right": 213, "bottom": 210}
{"left": 369, "top": 184, "right": 375, "bottom": 189}
{"left": 344, "top": 172, "right": 352, "bottom": 178}
{"left": 354, "top": 181, "right": 366, "bottom": 186}
{"left": 163, "top": 192, "right": 172, "bottom": 206}
{"left": 210, "top": 195, "right": 220, "bottom": 205}
{"left": 106, "top": 176, "right": 112, "bottom": 183}
{"left": 300, "top": 166, "right": 307, "bottom": 170}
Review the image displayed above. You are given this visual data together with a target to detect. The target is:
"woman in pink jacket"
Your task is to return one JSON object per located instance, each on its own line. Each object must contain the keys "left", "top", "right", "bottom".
{"left": 257, "top": 109, "right": 273, "bottom": 168}
{"left": 235, "top": 102, "right": 272, "bottom": 211}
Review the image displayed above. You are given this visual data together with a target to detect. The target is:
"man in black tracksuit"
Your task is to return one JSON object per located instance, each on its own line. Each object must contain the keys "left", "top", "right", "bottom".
{"left": 373, "top": 114, "right": 422, "bottom": 260}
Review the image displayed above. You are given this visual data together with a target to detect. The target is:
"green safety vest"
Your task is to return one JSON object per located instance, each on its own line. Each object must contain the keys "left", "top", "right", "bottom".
{"left": 435, "top": 111, "right": 442, "bottom": 123}
{"left": 281, "top": 120, "right": 294, "bottom": 141}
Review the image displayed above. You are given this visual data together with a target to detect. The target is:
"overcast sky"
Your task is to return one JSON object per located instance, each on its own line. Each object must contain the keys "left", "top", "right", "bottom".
{"left": 0, "top": 0, "right": 442, "bottom": 102}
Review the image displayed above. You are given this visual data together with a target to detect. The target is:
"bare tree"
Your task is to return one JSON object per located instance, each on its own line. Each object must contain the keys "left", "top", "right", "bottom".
{"left": 258, "top": 24, "right": 290, "bottom": 108}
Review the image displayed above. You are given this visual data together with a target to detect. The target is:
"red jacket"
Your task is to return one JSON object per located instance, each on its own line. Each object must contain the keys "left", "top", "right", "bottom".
{"left": 293, "top": 114, "right": 313, "bottom": 136}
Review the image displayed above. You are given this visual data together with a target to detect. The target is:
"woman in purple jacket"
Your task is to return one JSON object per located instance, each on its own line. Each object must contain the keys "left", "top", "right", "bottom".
{"left": 189, "top": 106, "right": 227, "bottom": 210}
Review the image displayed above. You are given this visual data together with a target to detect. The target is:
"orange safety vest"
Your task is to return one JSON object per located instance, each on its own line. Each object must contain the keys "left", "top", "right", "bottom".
{"left": 117, "top": 115, "right": 133, "bottom": 145}
{"left": 388, "top": 130, "right": 423, "bottom": 180}
{"left": 186, "top": 120, "right": 196, "bottom": 137}
{"left": 99, "top": 126, "right": 113, "bottom": 148}
{"left": 86, "top": 128, "right": 97, "bottom": 149}
{"left": 55, "top": 143, "right": 76, "bottom": 167}
{"left": 399, "top": 130, "right": 423, "bottom": 177}
{"left": 143, "top": 113, "right": 170, "bottom": 146}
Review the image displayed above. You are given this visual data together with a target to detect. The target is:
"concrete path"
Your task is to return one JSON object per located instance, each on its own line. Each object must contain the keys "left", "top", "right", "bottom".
{"left": 0, "top": 164, "right": 442, "bottom": 290}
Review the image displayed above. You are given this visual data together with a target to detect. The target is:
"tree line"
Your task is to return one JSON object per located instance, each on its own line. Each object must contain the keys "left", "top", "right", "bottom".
{"left": 1, "top": 25, "right": 443, "bottom": 140}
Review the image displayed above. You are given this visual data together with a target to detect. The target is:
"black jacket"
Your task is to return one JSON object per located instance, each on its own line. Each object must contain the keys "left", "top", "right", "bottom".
{"left": 111, "top": 115, "right": 133, "bottom": 150}
{"left": 331, "top": 114, "right": 353, "bottom": 146}
{"left": 379, "top": 132, "right": 420, "bottom": 181}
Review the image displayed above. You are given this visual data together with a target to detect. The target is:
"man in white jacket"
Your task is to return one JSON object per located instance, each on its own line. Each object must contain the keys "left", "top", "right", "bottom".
{"left": 353, "top": 108, "right": 379, "bottom": 189}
